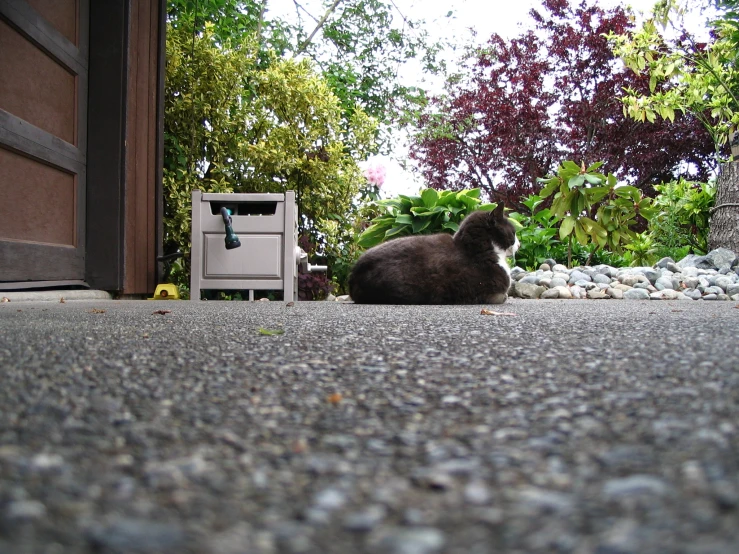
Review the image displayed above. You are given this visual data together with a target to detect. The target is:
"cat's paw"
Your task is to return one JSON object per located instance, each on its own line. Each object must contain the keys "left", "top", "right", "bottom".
{"left": 487, "top": 292, "right": 508, "bottom": 305}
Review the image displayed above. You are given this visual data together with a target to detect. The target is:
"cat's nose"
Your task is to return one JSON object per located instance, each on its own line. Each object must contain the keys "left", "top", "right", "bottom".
{"left": 506, "top": 237, "right": 520, "bottom": 257}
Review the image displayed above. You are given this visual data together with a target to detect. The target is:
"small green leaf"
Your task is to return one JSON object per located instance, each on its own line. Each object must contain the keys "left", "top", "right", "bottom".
{"left": 259, "top": 328, "right": 284, "bottom": 336}
{"left": 574, "top": 221, "right": 589, "bottom": 245}
{"left": 385, "top": 225, "right": 409, "bottom": 238}
{"left": 412, "top": 218, "right": 432, "bottom": 233}
{"left": 560, "top": 216, "right": 576, "bottom": 239}
{"left": 539, "top": 178, "right": 560, "bottom": 198}
{"left": 421, "top": 188, "right": 439, "bottom": 208}
{"left": 410, "top": 207, "right": 437, "bottom": 217}
{"left": 568, "top": 175, "right": 586, "bottom": 189}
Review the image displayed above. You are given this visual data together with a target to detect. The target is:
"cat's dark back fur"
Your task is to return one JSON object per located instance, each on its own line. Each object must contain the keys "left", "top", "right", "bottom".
{"left": 349, "top": 203, "right": 518, "bottom": 304}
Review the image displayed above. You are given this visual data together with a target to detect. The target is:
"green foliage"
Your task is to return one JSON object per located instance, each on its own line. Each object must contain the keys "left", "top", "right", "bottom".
{"left": 538, "top": 161, "right": 657, "bottom": 266}
{"left": 319, "top": 202, "right": 381, "bottom": 294}
{"left": 624, "top": 233, "right": 659, "bottom": 267}
{"left": 508, "top": 195, "right": 560, "bottom": 270}
{"left": 356, "top": 189, "right": 496, "bottom": 249}
{"left": 648, "top": 178, "right": 716, "bottom": 254}
{"left": 608, "top": 2, "right": 739, "bottom": 152}
{"left": 167, "top": 0, "right": 291, "bottom": 55}
{"left": 163, "top": 21, "right": 378, "bottom": 286}
{"left": 569, "top": 242, "right": 631, "bottom": 268}
{"left": 315, "top": 0, "right": 443, "bottom": 133}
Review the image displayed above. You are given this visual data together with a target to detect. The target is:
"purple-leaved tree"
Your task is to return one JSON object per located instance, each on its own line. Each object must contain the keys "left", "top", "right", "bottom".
{"left": 410, "top": 0, "right": 717, "bottom": 209}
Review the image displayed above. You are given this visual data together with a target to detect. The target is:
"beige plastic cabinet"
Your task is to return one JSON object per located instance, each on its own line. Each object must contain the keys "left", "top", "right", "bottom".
{"left": 190, "top": 190, "right": 298, "bottom": 301}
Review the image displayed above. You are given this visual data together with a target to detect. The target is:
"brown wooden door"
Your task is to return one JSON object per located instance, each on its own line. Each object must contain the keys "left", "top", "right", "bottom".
{"left": 0, "top": 0, "right": 88, "bottom": 286}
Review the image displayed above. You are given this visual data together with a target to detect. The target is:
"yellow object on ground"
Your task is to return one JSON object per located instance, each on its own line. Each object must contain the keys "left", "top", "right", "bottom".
{"left": 147, "top": 284, "right": 181, "bottom": 300}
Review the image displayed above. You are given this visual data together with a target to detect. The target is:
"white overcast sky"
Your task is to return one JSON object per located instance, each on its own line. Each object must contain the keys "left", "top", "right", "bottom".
{"left": 266, "top": 0, "right": 712, "bottom": 195}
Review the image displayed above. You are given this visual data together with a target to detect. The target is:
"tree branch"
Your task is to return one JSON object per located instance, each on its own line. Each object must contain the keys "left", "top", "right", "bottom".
{"left": 297, "top": 0, "right": 344, "bottom": 54}
{"left": 256, "top": 0, "right": 268, "bottom": 50}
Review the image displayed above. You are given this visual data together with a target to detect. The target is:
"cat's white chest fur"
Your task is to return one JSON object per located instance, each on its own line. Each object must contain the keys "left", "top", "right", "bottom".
{"left": 494, "top": 245, "right": 512, "bottom": 276}
{"left": 493, "top": 236, "right": 519, "bottom": 276}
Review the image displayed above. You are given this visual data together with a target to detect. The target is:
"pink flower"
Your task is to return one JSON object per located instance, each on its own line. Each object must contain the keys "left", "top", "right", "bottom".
{"left": 363, "top": 161, "right": 386, "bottom": 188}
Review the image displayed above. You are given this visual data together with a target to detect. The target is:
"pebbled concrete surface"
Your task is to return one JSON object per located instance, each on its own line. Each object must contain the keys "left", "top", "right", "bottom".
{"left": 1, "top": 299, "right": 738, "bottom": 553}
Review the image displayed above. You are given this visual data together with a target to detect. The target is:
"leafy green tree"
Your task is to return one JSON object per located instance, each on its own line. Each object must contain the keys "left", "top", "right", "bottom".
{"left": 167, "top": 0, "right": 445, "bottom": 150}
{"left": 298, "top": 0, "right": 444, "bottom": 143}
{"left": 163, "top": 21, "right": 377, "bottom": 283}
{"left": 608, "top": 0, "right": 739, "bottom": 151}
{"left": 167, "top": 0, "right": 291, "bottom": 53}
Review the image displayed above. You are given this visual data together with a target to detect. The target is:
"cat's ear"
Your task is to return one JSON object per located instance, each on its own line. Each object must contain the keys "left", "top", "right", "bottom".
{"left": 493, "top": 202, "right": 505, "bottom": 218}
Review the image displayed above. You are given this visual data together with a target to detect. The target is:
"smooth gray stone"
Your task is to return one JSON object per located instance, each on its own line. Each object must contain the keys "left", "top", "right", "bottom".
{"left": 704, "top": 286, "right": 725, "bottom": 295}
{"left": 520, "top": 275, "right": 541, "bottom": 285}
{"left": 607, "top": 288, "right": 624, "bottom": 299}
{"left": 655, "top": 257, "right": 675, "bottom": 269}
{"left": 541, "top": 288, "right": 562, "bottom": 299}
{"left": 714, "top": 276, "right": 734, "bottom": 291}
{"left": 677, "top": 254, "right": 711, "bottom": 269}
{"left": 641, "top": 268, "right": 660, "bottom": 283}
{"left": 554, "top": 286, "right": 573, "bottom": 299}
{"left": 510, "top": 282, "right": 546, "bottom": 299}
{"left": 654, "top": 276, "right": 675, "bottom": 291}
{"left": 569, "top": 270, "right": 591, "bottom": 284}
{"left": 343, "top": 505, "right": 387, "bottom": 531}
{"left": 619, "top": 275, "right": 642, "bottom": 287}
{"left": 593, "top": 273, "right": 612, "bottom": 284}
{"left": 623, "top": 288, "right": 650, "bottom": 300}
{"left": 706, "top": 248, "right": 737, "bottom": 270}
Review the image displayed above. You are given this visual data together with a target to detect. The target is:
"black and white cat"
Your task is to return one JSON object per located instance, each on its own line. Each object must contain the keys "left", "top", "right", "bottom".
{"left": 349, "top": 203, "right": 519, "bottom": 304}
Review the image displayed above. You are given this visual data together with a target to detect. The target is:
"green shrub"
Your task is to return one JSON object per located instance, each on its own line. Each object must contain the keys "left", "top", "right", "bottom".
{"left": 508, "top": 195, "right": 560, "bottom": 270}
{"left": 649, "top": 179, "right": 715, "bottom": 255}
{"left": 624, "top": 233, "right": 659, "bottom": 267}
{"left": 538, "top": 160, "right": 657, "bottom": 266}
{"left": 356, "top": 188, "right": 496, "bottom": 248}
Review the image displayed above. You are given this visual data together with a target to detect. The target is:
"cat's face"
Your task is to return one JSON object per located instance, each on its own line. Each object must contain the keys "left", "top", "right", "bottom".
{"left": 490, "top": 204, "right": 519, "bottom": 258}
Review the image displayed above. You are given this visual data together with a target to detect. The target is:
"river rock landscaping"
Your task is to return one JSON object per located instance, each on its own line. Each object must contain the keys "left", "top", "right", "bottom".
{"left": 509, "top": 248, "right": 739, "bottom": 301}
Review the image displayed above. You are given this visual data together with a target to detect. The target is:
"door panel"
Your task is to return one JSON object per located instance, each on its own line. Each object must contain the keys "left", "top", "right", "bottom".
{"left": 0, "top": 0, "right": 88, "bottom": 286}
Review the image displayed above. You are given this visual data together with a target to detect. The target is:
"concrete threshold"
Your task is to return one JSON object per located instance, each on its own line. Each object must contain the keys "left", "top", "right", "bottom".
{"left": 0, "top": 290, "right": 113, "bottom": 303}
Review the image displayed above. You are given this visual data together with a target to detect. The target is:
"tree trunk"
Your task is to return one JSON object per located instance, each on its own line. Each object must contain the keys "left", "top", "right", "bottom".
{"left": 708, "top": 161, "right": 739, "bottom": 254}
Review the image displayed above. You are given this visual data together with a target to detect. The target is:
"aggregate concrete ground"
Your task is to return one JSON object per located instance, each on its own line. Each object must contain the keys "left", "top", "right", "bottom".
{"left": 1, "top": 298, "right": 738, "bottom": 553}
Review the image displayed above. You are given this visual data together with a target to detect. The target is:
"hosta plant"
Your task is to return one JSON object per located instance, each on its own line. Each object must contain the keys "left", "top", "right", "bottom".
{"left": 357, "top": 188, "right": 497, "bottom": 248}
